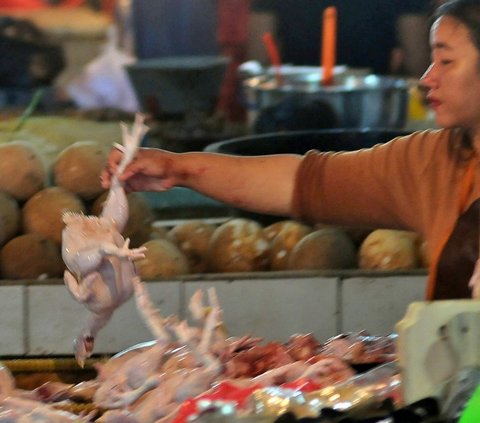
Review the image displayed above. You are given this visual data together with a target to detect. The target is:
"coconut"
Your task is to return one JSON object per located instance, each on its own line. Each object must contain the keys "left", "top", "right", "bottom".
{"left": 91, "top": 191, "right": 154, "bottom": 247}
{"left": 268, "top": 221, "right": 311, "bottom": 270}
{"left": 22, "top": 186, "right": 85, "bottom": 245}
{"left": 0, "top": 141, "right": 46, "bottom": 201}
{"left": 136, "top": 239, "right": 190, "bottom": 280}
{"left": 207, "top": 218, "right": 269, "bottom": 273}
{"left": 358, "top": 229, "right": 420, "bottom": 270}
{"left": 263, "top": 220, "right": 293, "bottom": 243}
{"left": 52, "top": 140, "right": 108, "bottom": 200}
{"left": 0, "top": 233, "right": 64, "bottom": 279}
{"left": 0, "top": 191, "right": 20, "bottom": 247}
{"left": 342, "top": 227, "right": 374, "bottom": 247}
{"left": 314, "top": 224, "right": 372, "bottom": 248}
{"left": 167, "top": 220, "right": 215, "bottom": 273}
{"left": 288, "top": 227, "right": 357, "bottom": 270}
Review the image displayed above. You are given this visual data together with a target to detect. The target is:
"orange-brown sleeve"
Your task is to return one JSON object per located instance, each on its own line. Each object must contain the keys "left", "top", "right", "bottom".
{"left": 291, "top": 130, "right": 445, "bottom": 231}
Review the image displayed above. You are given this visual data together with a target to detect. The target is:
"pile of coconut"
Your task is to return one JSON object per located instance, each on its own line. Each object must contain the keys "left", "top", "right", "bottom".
{"left": 0, "top": 130, "right": 429, "bottom": 281}
{"left": 136, "top": 218, "right": 429, "bottom": 280}
{"left": 0, "top": 138, "right": 154, "bottom": 280}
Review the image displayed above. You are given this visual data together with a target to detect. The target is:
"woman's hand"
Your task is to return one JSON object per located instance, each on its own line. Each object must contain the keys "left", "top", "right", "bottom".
{"left": 101, "top": 147, "right": 178, "bottom": 192}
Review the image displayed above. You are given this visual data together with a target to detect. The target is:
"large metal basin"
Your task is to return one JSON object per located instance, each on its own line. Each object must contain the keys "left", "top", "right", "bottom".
{"left": 205, "top": 129, "right": 410, "bottom": 224}
{"left": 243, "top": 72, "right": 409, "bottom": 130}
{"left": 205, "top": 128, "right": 410, "bottom": 156}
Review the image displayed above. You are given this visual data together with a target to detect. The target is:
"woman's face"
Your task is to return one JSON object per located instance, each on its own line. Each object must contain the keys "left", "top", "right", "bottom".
{"left": 421, "top": 15, "right": 480, "bottom": 133}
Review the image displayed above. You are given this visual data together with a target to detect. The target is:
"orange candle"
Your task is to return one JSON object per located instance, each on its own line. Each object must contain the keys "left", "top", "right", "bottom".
{"left": 262, "top": 32, "right": 284, "bottom": 86}
{"left": 321, "top": 6, "right": 337, "bottom": 86}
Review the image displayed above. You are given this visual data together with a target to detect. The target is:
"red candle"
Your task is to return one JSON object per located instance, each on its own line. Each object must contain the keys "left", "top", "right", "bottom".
{"left": 262, "top": 31, "right": 284, "bottom": 86}
{"left": 322, "top": 6, "right": 337, "bottom": 86}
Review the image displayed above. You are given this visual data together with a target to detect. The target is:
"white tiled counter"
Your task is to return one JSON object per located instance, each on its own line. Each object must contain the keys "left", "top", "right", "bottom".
{"left": 26, "top": 282, "right": 182, "bottom": 356}
{"left": 341, "top": 275, "right": 427, "bottom": 335}
{"left": 184, "top": 276, "right": 338, "bottom": 342}
{"left": 0, "top": 270, "right": 427, "bottom": 356}
{"left": 0, "top": 285, "right": 25, "bottom": 356}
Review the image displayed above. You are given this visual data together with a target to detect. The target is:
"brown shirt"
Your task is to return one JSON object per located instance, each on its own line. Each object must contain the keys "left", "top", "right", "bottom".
{"left": 292, "top": 128, "right": 479, "bottom": 262}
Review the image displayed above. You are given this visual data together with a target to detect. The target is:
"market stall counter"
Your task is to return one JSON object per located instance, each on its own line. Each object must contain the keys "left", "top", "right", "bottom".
{"left": 0, "top": 270, "right": 426, "bottom": 357}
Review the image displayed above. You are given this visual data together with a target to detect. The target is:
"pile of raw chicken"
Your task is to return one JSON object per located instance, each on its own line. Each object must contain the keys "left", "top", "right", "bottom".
{"left": 0, "top": 116, "right": 396, "bottom": 421}
{"left": 0, "top": 289, "right": 396, "bottom": 422}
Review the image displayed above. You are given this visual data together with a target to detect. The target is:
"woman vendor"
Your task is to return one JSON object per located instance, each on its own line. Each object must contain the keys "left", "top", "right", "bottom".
{"left": 102, "top": 0, "right": 480, "bottom": 300}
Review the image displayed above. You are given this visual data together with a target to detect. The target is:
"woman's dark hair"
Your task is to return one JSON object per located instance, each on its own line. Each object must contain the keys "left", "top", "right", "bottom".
{"left": 434, "top": 0, "right": 480, "bottom": 156}
{"left": 435, "top": 0, "right": 480, "bottom": 51}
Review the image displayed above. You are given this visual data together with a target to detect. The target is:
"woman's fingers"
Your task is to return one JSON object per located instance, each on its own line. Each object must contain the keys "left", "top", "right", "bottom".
{"left": 100, "top": 171, "right": 110, "bottom": 189}
{"left": 100, "top": 147, "right": 129, "bottom": 188}
{"left": 101, "top": 147, "right": 173, "bottom": 192}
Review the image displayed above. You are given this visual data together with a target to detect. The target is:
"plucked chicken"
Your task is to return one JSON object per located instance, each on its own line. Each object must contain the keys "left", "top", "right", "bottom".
{"left": 61, "top": 115, "right": 148, "bottom": 366}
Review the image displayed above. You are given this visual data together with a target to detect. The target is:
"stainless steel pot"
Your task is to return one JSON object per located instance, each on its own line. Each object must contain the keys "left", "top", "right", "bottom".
{"left": 242, "top": 71, "right": 409, "bottom": 130}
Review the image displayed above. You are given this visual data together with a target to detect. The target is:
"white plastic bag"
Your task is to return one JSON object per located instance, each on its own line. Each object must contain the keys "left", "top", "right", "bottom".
{"left": 67, "top": 26, "right": 140, "bottom": 113}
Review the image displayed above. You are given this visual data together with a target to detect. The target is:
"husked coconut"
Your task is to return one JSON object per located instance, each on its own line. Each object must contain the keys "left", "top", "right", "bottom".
{"left": 53, "top": 140, "right": 108, "bottom": 200}
{"left": 342, "top": 227, "right": 373, "bottom": 247}
{"left": 268, "top": 221, "right": 312, "bottom": 270}
{"left": 91, "top": 191, "right": 154, "bottom": 247}
{"left": 0, "top": 141, "right": 46, "bottom": 201}
{"left": 315, "top": 224, "right": 372, "bottom": 247}
{"left": 168, "top": 220, "right": 215, "bottom": 273}
{"left": 0, "top": 233, "right": 64, "bottom": 279}
{"left": 136, "top": 239, "right": 190, "bottom": 280}
{"left": 359, "top": 229, "right": 420, "bottom": 270}
{"left": 207, "top": 218, "right": 269, "bottom": 273}
{"left": 288, "top": 227, "right": 357, "bottom": 270}
{"left": 263, "top": 220, "right": 293, "bottom": 242}
{"left": 22, "top": 186, "right": 85, "bottom": 245}
{"left": 0, "top": 191, "right": 20, "bottom": 247}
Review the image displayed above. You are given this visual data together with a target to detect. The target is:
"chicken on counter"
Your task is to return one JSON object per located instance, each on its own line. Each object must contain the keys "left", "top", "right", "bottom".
{"left": 0, "top": 364, "right": 90, "bottom": 422}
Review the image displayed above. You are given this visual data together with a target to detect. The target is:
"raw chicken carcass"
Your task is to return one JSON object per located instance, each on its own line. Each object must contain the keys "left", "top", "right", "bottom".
{"left": 119, "top": 318, "right": 222, "bottom": 423}
{"left": 320, "top": 332, "right": 397, "bottom": 363}
{"left": 0, "top": 397, "right": 90, "bottom": 422}
{"left": 61, "top": 115, "right": 149, "bottom": 366}
{"left": 0, "top": 365, "right": 90, "bottom": 422}
{"left": 93, "top": 285, "right": 223, "bottom": 422}
{"left": 94, "top": 278, "right": 175, "bottom": 410}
